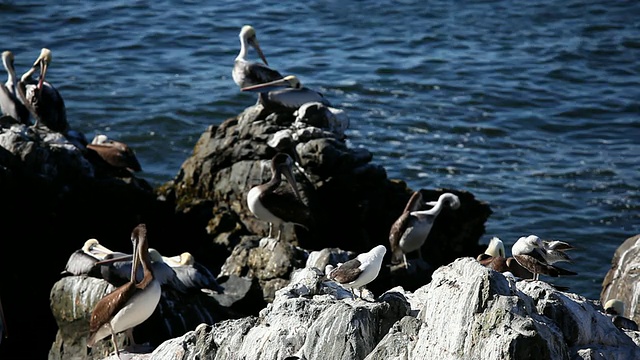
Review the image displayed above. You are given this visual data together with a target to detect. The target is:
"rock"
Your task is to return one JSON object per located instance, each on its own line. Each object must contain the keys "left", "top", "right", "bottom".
{"left": 601, "top": 234, "right": 640, "bottom": 327}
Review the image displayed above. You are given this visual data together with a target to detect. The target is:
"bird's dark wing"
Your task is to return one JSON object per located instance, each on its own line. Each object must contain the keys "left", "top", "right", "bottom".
{"left": 89, "top": 282, "right": 137, "bottom": 333}
{"left": 328, "top": 259, "right": 362, "bottom": 284}
{"left": 260, "top": 186, "right": 312, "bottom": 229}
{"left": 389, "top": 212, "right": 411, "bottom": 263}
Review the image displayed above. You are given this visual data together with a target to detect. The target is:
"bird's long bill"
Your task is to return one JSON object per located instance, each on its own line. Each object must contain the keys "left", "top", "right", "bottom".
{"left": 241, "top": 77, "right": 289, "bottom": 93}
{"left": 37, "top": 60, "right": 47, "bottom": 91}
{"left": 250, "top": 39, "right": 269, "bottom": 66}
{"left": 281, "top": 163, "right": 302, "bottom": 201}
{"left": 90, "top": 244, "right": 117, "bottom": 259}
{"left": 425, "top": 200, "right": 438, "bottom": 207}
{"left": 130, "top": 237, "right": 140, "bottom": 284}
{"left": 93, "top": 254, "right": 134, "bottom": 265}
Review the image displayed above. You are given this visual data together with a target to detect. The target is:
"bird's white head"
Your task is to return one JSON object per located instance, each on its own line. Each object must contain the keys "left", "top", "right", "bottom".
{"left": 240, "top": 25, "right": 257, "bottom": 41}
{"left": 486, "top": 237, "right": 505, "bottom": 258}
{"left": 282, "top": 75, "right": 302, "bottom": 89}
{"left": 604, "top": 299, "right": 625, "bottom": 315}
{"left": 1, "top": 51, "right": 14, "bottom": 66}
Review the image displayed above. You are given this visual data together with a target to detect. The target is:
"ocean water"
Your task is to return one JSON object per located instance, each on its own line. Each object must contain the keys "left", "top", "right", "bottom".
{"left": 1, "top": 0, "right": 638, "bottom": 302}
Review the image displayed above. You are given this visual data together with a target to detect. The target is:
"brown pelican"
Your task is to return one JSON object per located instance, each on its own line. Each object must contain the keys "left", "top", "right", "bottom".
{"left": 161, "top": 251, "right": 224, "bottom": 294}
{"left": 327, "top": 245, "right": 387, "bottom": 300}
{"left": 87, "top": 224, "right": 161, "bottom": 358}
{"left": 246, "top": 152, "right": 311, "bottom": 245}
{"left": 511, "top": 235, "right": 577, "bottom": 281}
{"left": 476, "top": 237, "right": 533, "bottom": 280}
{"left": 0, "top": 51, "right": 30, "bottom": 124}
{"left": 61, "top": 238, "right": 126, "bottom": 277}
{"left": 388, "top": 192, "right": 460, "bottom": 268}
{"left": 18, "top": 48, "right": 69, "bottom": 133}
{"left": 604, "top": 299, "right": 639, "bottom": 331}
{"left": 233, "top": 25, "right": 283, "bottom": 90}
{"left": 241, "top": 75, "right": 331, "bottom": 111}
{"left": 85, "top": 134, "right": 142, "bottom": 175}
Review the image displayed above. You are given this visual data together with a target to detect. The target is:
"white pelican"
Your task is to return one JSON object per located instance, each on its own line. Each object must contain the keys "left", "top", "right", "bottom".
{"left": 327, "top": 245, "right": 386, "bottom": 300}
{"left": 87, "top": 224, "right": 161, "bottom": 358}
{"left": 241, "top": 75, "right": 331, "bottom": 111}
{"left": 232, "top": 25, "right": 283, "bottom": 89}
{"left": 162, "top": 251, "right": 223, "bottom": 294}
{"left": 0, "top": 51, "right": 30, "bottom": 124}
{"left": 511, "top": 235, "right": 577, "bottom": 281}
{"left": 247, "top": 152, "right": 311, "bottom": 245}
{"left": 19, "top": 48, "right": 68, "bottom": 133}
{"left": 388, "top": 192, "right": 460, "bottom": 268}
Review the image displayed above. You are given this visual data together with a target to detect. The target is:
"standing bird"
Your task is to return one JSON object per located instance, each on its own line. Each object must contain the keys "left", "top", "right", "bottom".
{"left": 327, "top": 245, "right": 387, "bottom": 300}
{"left": 161, "top": 251, "right": 224, "bottom": 294}
{"left": 18, "top": 48, "right": 69, "bottom": 133}
{"left": 511, "top": 235, "right": 577, "bottom": 281}
{"left": 541, "top": 238, "right": 575, "bottom": 264}
{"left": 0, "top": 50, "right": 30, "bottom": 124}
{"left": 389, "top": 192, "right": 460, "bottom": 268}
{"left": 247, "top": 152, "right": 311, "bottom": 245}
{"left": 476, "top": 237, "right": 533, "bottom": 280}
{"left": 87, "top": 224, "right": 161, "bottom": 358}
{"left": 233, "top": 25, "right": 283, "bottom": 90}
{"left": 241, "top": 75, "right": 331, "bottom": 111}
{"left": 61, "top": 238, "right": 125, "bottom": 277}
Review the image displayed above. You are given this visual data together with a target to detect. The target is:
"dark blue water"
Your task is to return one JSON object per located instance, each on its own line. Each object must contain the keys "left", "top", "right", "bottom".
{"left": 1, "top": 1, "right": 638, "bottom": 301}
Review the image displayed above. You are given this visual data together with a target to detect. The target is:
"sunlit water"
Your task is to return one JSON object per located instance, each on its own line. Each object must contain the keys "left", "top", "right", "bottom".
{"left": 1, "top": 0, "right": 638, "bottom": 300}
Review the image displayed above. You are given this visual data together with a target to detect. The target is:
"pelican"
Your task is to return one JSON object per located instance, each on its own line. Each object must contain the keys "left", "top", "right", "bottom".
{"left": 604, "top": 299, "right": 639, "bottom": 331}
{"left": 95, "top": 248, "right": 189, "bottom": 294}
{"left": 232, "top": 25, "right": 283, "bottom": 89}
{"left": 241, "top": 75, "right": 331, "bottom": 111}
{"left": 61, "top": 238, "right": 126, "bottom": 277}
{"left": 327, "top": 245, "right": 386, "bottom": 300}
{"left": 247, "top": 152, "right": 311, "bottom": 245}
{"left": 161, "top": 251, "right": 224, "bottom": 294}
{"left": 86, "top": 134, "right": 142, "bottom": 174}
{"left": 511, "top": 235, "right": 577, "bottom": 281}
{"left": 18, "top": 48, "right": 68, "bottom": 133}
{"left": 0, "top": 51, "right": 30, "bottom": 124}
{"left": 87, "top": 224, "right": 161, "bottom": 358}
{"left": 389, "top": 192, "right": 460, "bottom": 268}
{"left": 476, "top": 237, "right": 533, "bottom": 280}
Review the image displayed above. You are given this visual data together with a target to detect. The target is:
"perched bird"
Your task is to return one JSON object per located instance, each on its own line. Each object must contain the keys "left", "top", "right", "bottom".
{"left": 85, "top": 134, "right": 142, "bottom": 175}
{"left": 247, "top": 152, "right": 311, "bottom": 245}
{"left": 604, "top": 299, "right": 639, "bottom": 331}
{"left": 540, "top": 238, "right": 575, "bottom": 264}
{"left": 18, "top": 48, "right": 68, "bottom": 133}
{"left": 476, "top": 237, "right": 533, "bottom": 280}
{"left": 241, "top": 75, "right": 331, "bottom": 111}
{"left": 233, "top": 25, "right": 283, "bottom": 89}
{"left": 511, "top": 235, "right": 577, "bottom": 281}
{"left": 389, "top": 192, "right": 460, "bottom": 268}
{"left": 161, "top": 251, "right": 224, "bottom": 294}
{"left": 87, "top": 224, "right": 161, "bottom": 358}
{"left": 327, "top": 245, "right": 387, "bottom": 300}
{"left": 61, "top": 238, "right": 125, "bottom": 277}
{"left": 0, "top": 50, "right": 30, "bottom": 124}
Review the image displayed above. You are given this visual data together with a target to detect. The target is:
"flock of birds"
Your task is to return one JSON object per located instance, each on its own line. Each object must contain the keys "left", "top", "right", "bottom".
{"left": 0, "top": 24, "right": 635, "bottom": 357}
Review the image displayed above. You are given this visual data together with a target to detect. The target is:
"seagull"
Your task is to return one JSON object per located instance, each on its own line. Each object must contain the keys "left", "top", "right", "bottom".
{"left": 511, "top": 235, "right": 577, "bottom": 281}
{"left": 604, "top": 299, "right": 639, "bottom": 331}
{"left": 247, "top": 152, "right": 312, "bottom": 246}
{"left": 241, "top": 75, "right": 331, "bottom": 111}
{"left": 0, "top": 50, "right": 30, "bottom": 124}
{"left": 476, "top": 237, "right": 533, "bottom": 280}
{"left": 232, "top": 25, "right": 283, "bottom": 89}
{"left": 389, "top": 192, "right": 460, "bottom": 268}
{"left": 87, "top": 224, "right": 161, "bottom": 358}
{"left": 540, "top": 238, "right": 575, "bottom": 264}
{"left": 327, "top": 245, "right": 386, "bottom": 300}
{"left": 18, "top": 48, "right": 68, "bottom": 133}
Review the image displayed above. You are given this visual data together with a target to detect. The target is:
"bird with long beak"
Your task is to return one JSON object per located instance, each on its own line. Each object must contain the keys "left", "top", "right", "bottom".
{"left": 61, "top": 238, "right": 126, "bottom": 277}
{"left": 389, "top": 192, "right": 460, "bottom": 268}
{"left": 476, "top": 237, "right": 533, "bottom": 280}
{"left": 247, "top": 152, "right": 311, "bottom": 246}
{"left": 87, "top": 224, "right": 161, "bottom": 359}
{"left": 18, "top": 48, "right": 68, "bottom": 133}
{"left": 241, "top": 75, "right": 331, "bottom": 111}
{"left": 511, "top": 235, "right": 577, "bottom": 281}
{"left": 0, "top": 50, "right": 30, "bottom": 124}
{"left": 233, "top": 25, "right": 283, "bottom": 90}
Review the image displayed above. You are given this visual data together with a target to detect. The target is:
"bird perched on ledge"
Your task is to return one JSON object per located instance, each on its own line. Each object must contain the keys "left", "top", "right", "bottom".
{"left": 241, "top": 75, "right": 331, "bottom": 111}
{"left": 327, "top": 245, "right": 387, "bottom": 300}
{"left": 389, "top": 192, "right": 460, "bottom": 268}
{"left": 476, "top": 236, "right": 533, "bottom": 280}
{"left": 233, "top": 25, "right": 283, "bottom": 90}
{"left": 511, "top": 234, "right": 577, "bottom": 281}
{"left": 604, "top": 299, "right": 638, "bottom": 331}
{"left": 0, "top": 50, "right": 30, "bottom": 125}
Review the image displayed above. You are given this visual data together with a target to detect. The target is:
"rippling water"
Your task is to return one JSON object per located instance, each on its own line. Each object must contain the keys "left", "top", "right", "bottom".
{"left": 1, "top": 1, "right": 638, "bottom": 301}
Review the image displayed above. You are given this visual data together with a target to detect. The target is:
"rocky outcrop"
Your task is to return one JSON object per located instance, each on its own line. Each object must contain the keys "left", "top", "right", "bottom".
{"left": 601, "top": 234, "right": 640, "bottom": 327}
{"left": 115, "top": 258, "right": 640, "bottom": 360}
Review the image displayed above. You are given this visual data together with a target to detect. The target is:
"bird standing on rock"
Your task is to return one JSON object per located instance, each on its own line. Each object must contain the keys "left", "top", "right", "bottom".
{"left": 327, "top": 245, "right": 387, "bottom": 300}
{"left": 233, "top": 25, "right": 283, "bottom": 90}
{"left": 511, "top": 234, "right": 577, "bottom": 281}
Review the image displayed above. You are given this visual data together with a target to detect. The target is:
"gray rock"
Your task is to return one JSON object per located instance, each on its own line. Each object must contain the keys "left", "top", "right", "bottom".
{"left": 601, "top": 234, "right": 640, "bottom": 327}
